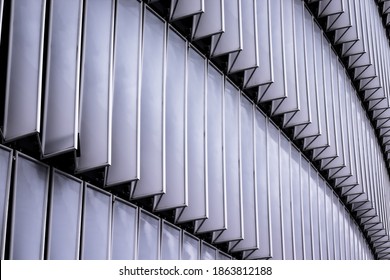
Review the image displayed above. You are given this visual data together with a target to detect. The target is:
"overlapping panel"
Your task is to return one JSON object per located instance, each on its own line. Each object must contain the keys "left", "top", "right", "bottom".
{"left": 201, "top": 242, "right": 217, "bottom": 260}
{"left": 170, "top": 0, "right": 204, "bottom": 21}
{"left": 106, "top": 0, "right": 142, "bottom": 186}
{"left": 195, "top": 64, "right": 225, "bottom": 233}
{"left": 0, "top": 145, "right": 12, "bottom": 259}
{"left": 244, "top": 0, "right": 272, "bottom": 92}
{"left": 161, "top": 221, "right": 181, "bottom": 260}
{"left": 283, "top": 0, "right": 310, "bottom": 128}
{"left": 192, "top": 0, "right": 224, "bottom": 40}
{"left": 42, "top": 0, "right": 82, "bottom": 157}
{"left": 244, "top": 111, "right": 271, "bottom": 260}
{"left": 212, "top": 85, "right": 243, "bottom": 244}
{"left": 47, "top": 170, "right": 83, "bottom": 260}
{"left": 154, "top": 27, "right": 187, "bottom": 211}
{"left": 271, "top": 0, "right": 299, "bottom": 117}
{"left": 111, "top": 198, "right": 137, "bottom": 260}
{"left": 81, "top": 184, "right": 112, "bottom": 260}
{"left": 268, "top": 123, "right": 283, "bottom": 259}
{"left": 210, "top": 0, "right": 241, "bottom": 57}
{"left": 132, "top": 7, "right": 165, "bottom": 199}
{"left": 10, "top": 153, "right": 49, "bottom": 260}
{"left": 227, "top": 0, "right": 258, "bottom": 73}
{"left": 175, "top": 47, "right": 207, "bottom": 223}
{"left": 302, "top": 24, "right": 329, "bottom": 152}
{"left": 181, "top": 232, "right": 200, "bottom": 260}
{"left": 230, "top": 97, "right": 258, "bottom": 253}
{"left": 76, "top": 0, "right": 114, "bottom": 172}
{"left": 280, "top": 135, "right": 294, "bottom": 259}
{"left": 138, "top": 210, "right": 160, "bottom": 259}
{"left": 257, "top": 0, "right": 284, "bottom": 102}
{"left": 293, "top": 8, "right": 321, "bottom": 139}
{"left": 3, "top": 0, "right": 45, "bottom": 141}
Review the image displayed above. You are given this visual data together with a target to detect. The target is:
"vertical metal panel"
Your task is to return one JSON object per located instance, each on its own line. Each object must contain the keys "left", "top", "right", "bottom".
{"left": 291, "top": 146, "right": 303, "bottom": 259}
{"left": 280, "top": 135, "right": 293, "bottom": 259}
{"left": 170, "top": 0, "right": 204, "bottom": 21}
{"left": 42, "top": 0, "right": 82, "bottom": 157}
{"left": 10, "top": 153, "right": 49, "bottom": 260}
{"left": 76, "top": 0, "right": 114, "bottom": 172}
{"left": 81, "top": 184, "right": 111, "bottom": 260}
{"left": 201, "top": 242, "right": 217, "bottom": 260}
{"left": 283, "top": 0, "right": 310, "bottom": 128}
{"left": 111, "top": 198, "right": 137, "bottom": 260}
{"left": 318, "top": 178, "right": 328, "bottom": 259}
{"left": 333, "top": 194, "right": 341, "bottom": 259}
{"left": 3, "top": 0, "right": 45, "bottom": 141}
{"left": 161, "top": 221, "right": 181, "bottom": 260}
{"left": 0, "top": 146, "right": 12, "bottom": 259}
{"left": 195, "top": 64, "right": 225, "bottom": 233}
{"left": 313, "top": 41, "right": 337, "bottom": 161}
{"left": 106, "top": 0, "right": 141, "bottom": 186}
{"left": 268, "top": 123, "right": 282, "bottom": 259}
{"left": 338, "top": 201, "right": 346, "bottom": 259}
{"left": 246, "top": 111, "right": 271, "bottom": 259}
{"left": 230, "top": 98, "right": 258, "bottom": 252}
{"left": 303, "top": 25, "right": 329, "bottom": 151}
{"left": 309, "top": 168, "right": 320, "bottom": 260}
{"left": 182, "top": 232, "right": 200, "bottom": 260}
{"left": 154, "top": 27, "right": 187, "bottom": 211}
{"left": 244, "top": 0, "right": 272, "bottom": 90}
{"left": 271, "top": 0, "right": 299, "bottom": 117}
{"left": 293, "top": 9, "right": 320, "bottom": 139}
{"left": 301, "top": 158, "right": 312, "bottom": 259}
{"left": 138, "top": 210, "right": 160, "bottom": 260}
{"left": 175, "top": 47, "right": 207, "bottom": 223}
{"left": 210, "top": 0, "right": 241, "bottom": 57}
{"left": 192, "top": 0, "right": 224, "bottom": 40}
{"left": 227, "top": 0, "right": 258, "bottom": 73}
{"left": 132, "top": 7, "right": 166, "bottom": 198}
{"left": 257, "top": 0, "right": 284, "bottom": 102}
{"left": 47, "top": 170, "right": 83, "bottom": 260}
{"left": 212, "top": 86, "right": 243, "bottom": 244}
{"left": 325, "top": 185, "right": 335, "bottom": 259}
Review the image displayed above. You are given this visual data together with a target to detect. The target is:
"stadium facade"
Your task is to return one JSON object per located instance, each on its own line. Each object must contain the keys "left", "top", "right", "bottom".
{"left": 0, "top": 0, "right": 390, "bottom": 260}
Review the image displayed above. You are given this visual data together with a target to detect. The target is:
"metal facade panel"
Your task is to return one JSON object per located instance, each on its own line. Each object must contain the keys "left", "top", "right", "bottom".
{"left": 10, "top": 153, "right": 49, "bottom": 260}
{"left": 111, "top": 198, "right": 137, "bottom": 260}
{"left": 47, "top": 170, "right": 83, "bottom": 260}
{"left": 76, "top": 0, "right": 114, "bottom": 172}
{"left": 132, "top": 7, "right": 166, "bottom": 198}
{"left": 106, "top": 0, "right": 142, "bottom": 186}
{"left": 154, "top": 27, "right": 187, "bottom": 211}
{"left": 81, "top": 184, "right": 112, "bottom": 260}
{"left": 3, "top": 0, "right": 45, "bottom": 141}
{"left": 175, "top": 47, "right": 207, "bottom": 223}
{"left": 42, "top": 0, "right": 81, "bottom": 157}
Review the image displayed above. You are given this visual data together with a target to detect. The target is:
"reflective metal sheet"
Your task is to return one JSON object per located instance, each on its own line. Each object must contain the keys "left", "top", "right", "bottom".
{"left": 81, "top": 184, "right": 112, "bottom": 260}
{"left": 47, "top": 170, "right": 83, "bottom": 260}
{"left": 111, "top": 198, "right": 137, "bottom": 260}
{"left": 76, "top": 0, "right": 114, "bottom": 172}
{"left": 106, "top": 0, "right": 142, "bottom": 186}
{"left": 132, "top": 7, "right": 166, "bottom": 198}
{"left": 10, "top": 153, "right": 49, "bottom": 260}
{"left": 3, "top": 0, "right": 45, "bottom": 141}
{"left": 42, "top": 0, "right": 81, "bottom": 157}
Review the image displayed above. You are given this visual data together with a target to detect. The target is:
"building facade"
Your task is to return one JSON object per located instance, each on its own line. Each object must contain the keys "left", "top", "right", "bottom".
{"left": 0, "top": 0, "right": 389, "bottom": 260}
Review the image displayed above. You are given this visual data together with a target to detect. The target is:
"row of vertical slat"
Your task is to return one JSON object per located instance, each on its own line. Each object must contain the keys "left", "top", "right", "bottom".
{"left": 0, "top": 147, "right": 233, "bottom": 260}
